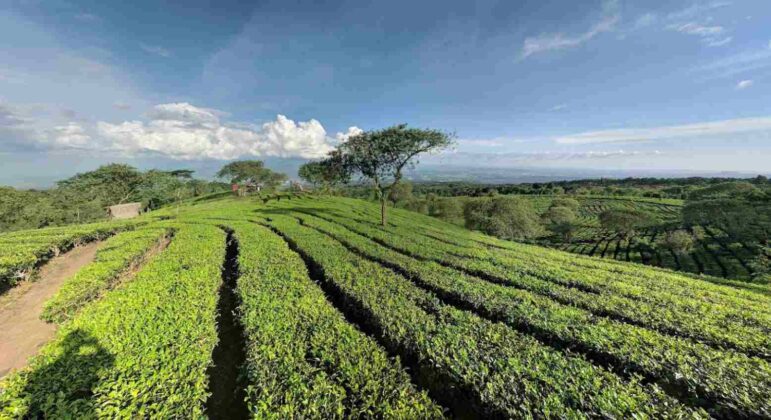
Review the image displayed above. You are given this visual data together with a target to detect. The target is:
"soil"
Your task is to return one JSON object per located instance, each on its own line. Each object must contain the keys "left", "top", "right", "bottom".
{"left": 205, "top": 231, "right": 248, "bottom": 420}
{"left": 0, "top": 242, "right": 100, "bottom": 378}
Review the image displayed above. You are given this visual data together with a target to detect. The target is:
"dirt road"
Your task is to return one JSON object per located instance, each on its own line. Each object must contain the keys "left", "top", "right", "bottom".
{"left": 0, "top": 242, "right": 100, "bottom": 378}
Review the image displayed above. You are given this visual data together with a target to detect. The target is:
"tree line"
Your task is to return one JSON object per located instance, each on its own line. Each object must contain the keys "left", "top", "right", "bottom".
{"left": 0, "top": 160, "right": 291, "bottom": 232}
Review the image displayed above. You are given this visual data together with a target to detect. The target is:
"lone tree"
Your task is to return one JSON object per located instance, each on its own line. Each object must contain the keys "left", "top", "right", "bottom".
{"left": 325, "top": 124, "right": 454, "bottom": 226}
{"left": 216, "top": 160, "right": 287, "bottom": 192}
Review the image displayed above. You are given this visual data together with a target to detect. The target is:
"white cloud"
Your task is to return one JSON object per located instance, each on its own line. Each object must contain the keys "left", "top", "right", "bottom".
{"left": 140, "top": 43, "right": 171, "bottom": 58}
{"left": 0, "top": 101, "right": 345, "bottom": 160}
{"left": 668, "top": 22, "right": 724, "bottom": 36}
{"left": 667, "top": 2, "right": 731, "bottom": 21}
{"left": 551, "top": 104, "right": 568, "bottom": 111}
{"left": 554, "top": 116, "right": 771, "bottom": 144}
{"left": 97, "top": 103, "right": 332, "bottom": 159}
{"left": 335, "top": 126, "right": 363, "bottom": 142}
{"left": 736, "top": 80, "right": 753, "bottom": 90}
{"left": 521, "top": 1, "right": 618, "bottom": 58}
{"left": 148, "top": 102, "right": 223, "bottom": 124}
{"left": 94, "top": 103, "right": 336, "bottom": 160}
{"left": 666, "top": 21, "right": 731, "bottom": 47}
{"left": 51, "top": 122, "right": 90, "bottom": 147}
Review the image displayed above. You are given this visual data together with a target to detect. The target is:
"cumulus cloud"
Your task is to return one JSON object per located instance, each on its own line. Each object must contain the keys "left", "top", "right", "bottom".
{"left": 148, "top": 102, "right": 223, "bottom": 124}
{"left": 93, "top": 103, "right": 336, "bottom": 160}
{"left": 736, "top": 80, "right": 753, "bottom": 90}
{"left": 520, "top": 0, "right": 618, "bottom": 58}
{"left": 1, "top": 101, "right": 346, "bottom": 160}
{"left": 554, "top": 116, "right": 771, "bottom": 144}
{"left": 335, "top": 126, "right": 363, "bottom": 142}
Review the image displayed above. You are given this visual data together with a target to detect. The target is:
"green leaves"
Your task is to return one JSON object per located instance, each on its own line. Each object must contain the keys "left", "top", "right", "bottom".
{"left": 0, "top": 220, "right": 140, "bottom": 288}
{"left": 41, "top": 227, "right": 171, "bottom": 323}
{"left": 230, "top": 221, "right": 440, "bottom": 418}
{"left": 0, "top": 223, "right": 225, "bottom": 418}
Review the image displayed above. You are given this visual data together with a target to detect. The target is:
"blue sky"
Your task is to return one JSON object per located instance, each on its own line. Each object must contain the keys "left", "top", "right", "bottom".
{"left": 1, "top": 0, "right": 769, "bottom": 186}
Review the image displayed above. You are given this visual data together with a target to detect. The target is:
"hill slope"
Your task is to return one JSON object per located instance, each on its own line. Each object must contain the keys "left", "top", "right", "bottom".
{"left": 0, "top": 195, "right": 769, "bottom": 418}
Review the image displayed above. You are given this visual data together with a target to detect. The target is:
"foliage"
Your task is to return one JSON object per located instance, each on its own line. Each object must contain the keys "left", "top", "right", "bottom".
{"left": 0, "top": 165, "right": 226, "bottom": 232}
{"left": 216, "top": 160, "right": 287, "bottom": 191}
{"left": 0, "top": 220, "right": 141, "bottom": 289}
{"left": 387, "top": 181, "right": 413, "bottom": 205}
{"left": 598, "top": 208, "right": 651, "bottom": 239}
{"left": 656, "top": 230, "right": 694, "bottom": 256}
{"left": 298, "top": 153, "right": 350, "bottom": 192}
{"left": 542, "top": 205, "right": 577, "bottom": 242}
{"left": 230, "top": 221, "right": 441, "bottom": 418}
{"left": 550, "top": 197, "right": 580, "bottom": 210}
{"left": 684, "top": 197, "right": 770, "bottom": 244}
{"left": 0, "top": 224, "right": 225, "bottom": 418}
{"left": 463, "top": 196, "right": 543, "bottom": 240}
{"left": 57, "top": 164, "right": 145, "bottom": 207}
{"left": 1, "top": 195, "right": 769, "bottom": 418}
{"left": 262, "top": 212, "right": 705, "bottom": 418}
{"left": 41, "top": 226, "right": 170, "bottom": 322}
{"left": 428, "top": 197, "right": 463, "bottom": 223}
{"left": 287, "top": 202, "right": 769, "bottom": 418}
{"left": 329, "top": 124, "right": 454, "bottom": 225}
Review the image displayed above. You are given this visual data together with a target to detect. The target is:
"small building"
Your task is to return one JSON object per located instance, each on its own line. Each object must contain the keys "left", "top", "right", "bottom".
{"left": 108, "top": 202, "right": 142, "bottom": 220}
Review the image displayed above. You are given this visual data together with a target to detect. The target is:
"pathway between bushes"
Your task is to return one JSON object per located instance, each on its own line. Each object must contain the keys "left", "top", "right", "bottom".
{"left": 0, "top": 242, "right": 100, "bottom": 378}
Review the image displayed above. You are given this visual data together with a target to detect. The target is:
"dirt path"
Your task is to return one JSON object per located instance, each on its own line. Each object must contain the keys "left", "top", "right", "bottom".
{"left": 0, "top": 242, "right": 100, "bottom": 378}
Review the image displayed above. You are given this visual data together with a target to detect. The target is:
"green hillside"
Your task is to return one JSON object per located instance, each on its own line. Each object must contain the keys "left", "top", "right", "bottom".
{"left": 392, "top": 193, "right": 768, "bottom": 282}
{"left": 0, "top": 195, "right": 769, "bottom": 418}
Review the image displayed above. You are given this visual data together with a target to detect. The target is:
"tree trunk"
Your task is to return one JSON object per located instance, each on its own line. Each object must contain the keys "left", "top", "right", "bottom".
{"left": 380, "top": 196, "right": 387, "bottom": 226}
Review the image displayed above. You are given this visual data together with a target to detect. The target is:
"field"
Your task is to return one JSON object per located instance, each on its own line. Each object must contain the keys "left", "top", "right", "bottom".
{"left": 0, "top": 195, "right": 769, "bottom": 418}
{"left": 539, "top": 197, "right": 762, "bottom": 280}
{"left": 427, "top": 194, "right": 765, "bottom": 281}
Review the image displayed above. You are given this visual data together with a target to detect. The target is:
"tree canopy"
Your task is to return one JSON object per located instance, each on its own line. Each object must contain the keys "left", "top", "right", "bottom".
{"left": 216, "top": 161, "right": 288, "bottom": 191}
{"left": 463, "top": 196, "right": 543, "bottom": 241}
{"left": 0, "top": 164, "right": 226, "bottom": 232}
{"left": 598, "top": 208, "right": 651, "bottom": 239}
{"left": 322, "top": 124, "right": 454, "bottom": 225}
{"left": 298, "top": 152, "right": 350, "bottom": 191}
